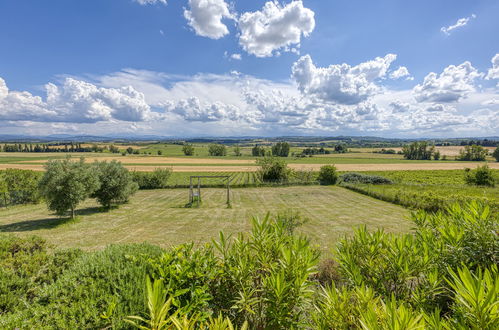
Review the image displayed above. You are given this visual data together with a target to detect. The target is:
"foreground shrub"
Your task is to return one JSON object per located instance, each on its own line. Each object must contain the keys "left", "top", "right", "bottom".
{"left": 317, "top": 165, "right": 338, "bottom": 185}
{"left": 93, "top": 160, "right": 139, "bottom": 208}
{"left": 39, "top": 157, "right": 100, "bottom": 218}
{"left": 1, "top": 243, "right": 164, "bottom": 329}
{"left": 132, "top": 168, "right": 172, "bottom": 189}
{"left": 340, "top": 172, "right": 393, "bottom": 184}
{"left": 493, "top": 147, "right": 499, "bottom": 162}
{"left": 256, "top": 157, "right": 292, "bottom": 183}
{"left": 0, "top": 235, "right": 81, "bottom": 317}
{"left": 464, "top": 165, "right": 496, "bottom": 187}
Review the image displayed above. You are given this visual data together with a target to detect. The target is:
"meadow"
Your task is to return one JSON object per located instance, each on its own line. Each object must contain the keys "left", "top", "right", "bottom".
{"left": 0, "top": 186, "right": 410, "bottom": 251}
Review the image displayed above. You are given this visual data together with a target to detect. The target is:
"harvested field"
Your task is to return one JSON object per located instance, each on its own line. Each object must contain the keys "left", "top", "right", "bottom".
{"left": 2, "top": 161, "right": 498, "bottom": 172}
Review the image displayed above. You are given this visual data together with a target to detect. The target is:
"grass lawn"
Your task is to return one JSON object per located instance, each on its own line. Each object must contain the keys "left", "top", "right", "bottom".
{"left": 0, "top": 186, "right": 411, "bottom": 252}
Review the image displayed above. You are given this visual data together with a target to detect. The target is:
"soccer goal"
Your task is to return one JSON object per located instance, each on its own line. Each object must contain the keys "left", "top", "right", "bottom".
{"left": 188, "top": 175, "right": 231, "bottom": 207}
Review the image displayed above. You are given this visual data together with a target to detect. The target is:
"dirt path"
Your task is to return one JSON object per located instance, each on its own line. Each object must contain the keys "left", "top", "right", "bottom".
{"left": 2, "top": 162, "right": 498, "bottom": 172}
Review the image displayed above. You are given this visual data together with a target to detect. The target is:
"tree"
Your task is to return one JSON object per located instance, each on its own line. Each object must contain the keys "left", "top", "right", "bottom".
{"left": 256, "top": 157, "right": 291, "bottom": 183}
{"left": 317, "top": 165, "right": 338, "bottom": 185}
{"left": 492, "top": 147, "right": 499, "bottom": 162}
{"left": 92, "top": 161, "right": 138, "bottom": 209}
{"left": 38, "top": 158, "right": 99, "bottom": 218}
{"left": 233, "top": 146, "right": 242, "bottom": 156}
{"left": 126, "top": 147, "right": 134, "bottom": 154}
{"left": 271, "top": 142, "right": 290, "bottom": 157}
{"left": 0, "top": 172, "right": 8, "bottom": 207}
{"left": 402, "top": 142, "right": 435, "bottom": 160}
{"left": 457, "top": 145, "right": 488, "bottom": 161}
{"left": 182, "top": 144, "right": 194, "bottom": 156}
{"left": 208, "top": 144, "right": 227, "bottom": 156}
{"left": 252, "top": 145, "right": 266, "bottom": 157}
{"left": 109, "top": 144, "right": 120, "bottom": 153}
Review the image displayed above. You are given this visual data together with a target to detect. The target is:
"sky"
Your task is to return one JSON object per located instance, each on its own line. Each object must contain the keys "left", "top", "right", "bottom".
{"left": 0, "top": 0, "right": 498, "bottom": 138}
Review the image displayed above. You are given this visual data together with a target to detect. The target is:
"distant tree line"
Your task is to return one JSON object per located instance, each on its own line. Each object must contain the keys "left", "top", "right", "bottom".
{"left": 1, "top": 143, "right": 117, "bottom": 153}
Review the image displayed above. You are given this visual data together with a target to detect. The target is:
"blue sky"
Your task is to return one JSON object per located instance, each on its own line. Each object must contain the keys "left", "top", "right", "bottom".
{"left": 0, "top": 0, "right": 498, "bottom": 137}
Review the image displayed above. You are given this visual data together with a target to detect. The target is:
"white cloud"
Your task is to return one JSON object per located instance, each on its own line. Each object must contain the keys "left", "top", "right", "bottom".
{"left": 166, "top": 97, "right": 243, "bottom": 122}
{"left": 238, "top": 1, "right": 315, "bottom": 57}
{"left": 0, "top": 76, "right": 151, "bottom": 123}
{"left": 230, "top": 53, "right": 242, "bottom": 60}
{"left": 291, "top": 53, "right": 397, "bottom": 105}
{"left": 389, "top": 66, "right": 412, "bottom": 80}
{"left": 412, "top": 61, "right": 482, "bottom": 103}
{"left": 134, "top": 0, "right": 167, "bottom": 5}
{"left": 440, "top": 14, "right": 476, "bottom": 35}
{"left": 184, "top": 0, "right": 234, "bottom": 39}
{"left": 486, "top": 54, "right": 499, "bottom": 80}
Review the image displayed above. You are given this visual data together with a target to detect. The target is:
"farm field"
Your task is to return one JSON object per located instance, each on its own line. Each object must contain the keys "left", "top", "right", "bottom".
{"left": 0, "top": 186, "right": 411, "bottom": 252}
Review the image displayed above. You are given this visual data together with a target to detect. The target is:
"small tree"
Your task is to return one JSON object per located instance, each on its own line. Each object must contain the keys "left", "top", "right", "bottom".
{"left": 402, "top": 142, "right": 435, "bottom": 160}
{"left": 93, "top": 161, "right": 138, "bottom": 209}
{"left": 208, "top": 144, "right": 227, "bottom": 156}
{"left": 256, "top": 157, "right": 291, "bottom": 183}
{"left": 271, "top": 142, "right": 290, "bottom": 157}
{"left": 233, "top": 146, "right": 242, "bottom": 156}
{"left": 252, "top": 145, "right": 266, "bottom": 157}
{"left": 492, "top": 147, "right": 499, "bottom": 162}
{"left": 457, "top": 145, "right": 488, "bottom": 161}
{"left": 126, "top": 147, "right": 134, "bottom": 154}
{"left": 182, "top": 144, "right": 194, "bottom": 156}
{"left": 0, "top": 172, "right": 8, "bottom": 207}
{"left": 317, "top": 165, "right": 338, "bottom": 185}
{"left": 464, "top": 165, "right": 495, "bottom": 187}
{"left": 39, "top": 158, "right": 99, "bottom": 218}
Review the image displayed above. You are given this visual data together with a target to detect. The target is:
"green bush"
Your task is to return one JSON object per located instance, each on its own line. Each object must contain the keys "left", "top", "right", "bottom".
{"left": 402, "top": 141, "right": 435, "bottom": 160}
{"left": 256, "top": 157, "right": 291, "bottom": 183}
{"left": 493, "top": 147, "right": 499, "bottom": 162}
{"left": 340, "top": 172, "right": 393, "bottom": 184}
{"left": 132, "top": 168, "right": 172, "bottom": 189}
{"left": 271, "top": 142, "right": 290, "bottom": 157}
{"left": 464, "top": 165, "right": 496, "bottom": 187}
{"left": 182, "top": 144, "right": 194, "bottom": 156}
{"left": 317, "top": 165, "right": 338, "bottom": 185}
{"left": 1, "top": 243, "right": 163, "bottom": 329}
{"left": 0, "top": 169, "right": 42, "bottom": 206}
{"left": 93, "top": 160, "right": 139, "bottom": 208}
{"left": 208, "top": 144, "right": 227, "bottom": 156}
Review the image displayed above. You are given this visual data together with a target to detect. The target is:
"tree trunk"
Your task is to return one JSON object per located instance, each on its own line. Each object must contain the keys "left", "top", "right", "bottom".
{"left": 71, "top": 206, "right": 75, "bottom": 219}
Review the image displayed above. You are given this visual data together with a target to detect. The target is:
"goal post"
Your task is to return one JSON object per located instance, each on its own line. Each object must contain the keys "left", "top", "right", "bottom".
{"left": 189, "top": 175, "right": 231, "bottom": 206}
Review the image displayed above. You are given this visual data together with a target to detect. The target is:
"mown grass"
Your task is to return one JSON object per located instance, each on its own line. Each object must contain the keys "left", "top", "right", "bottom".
{"left": 0, "top": 186, "right": 410, "bottom": 251}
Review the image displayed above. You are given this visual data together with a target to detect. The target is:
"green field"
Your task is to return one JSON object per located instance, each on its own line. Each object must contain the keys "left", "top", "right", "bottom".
{"left": 0, "top": 186, "right": 410, "bottom": 251}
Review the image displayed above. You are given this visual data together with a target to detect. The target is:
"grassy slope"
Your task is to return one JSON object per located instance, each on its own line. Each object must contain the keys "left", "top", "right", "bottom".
{"left": 0, "top": 186, "right": 410, "bottom": 252}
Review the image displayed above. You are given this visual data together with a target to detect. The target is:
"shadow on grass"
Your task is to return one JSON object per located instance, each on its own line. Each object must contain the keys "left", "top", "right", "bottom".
{"left": 0, "top": 206, "right": 106, "bottom": 232}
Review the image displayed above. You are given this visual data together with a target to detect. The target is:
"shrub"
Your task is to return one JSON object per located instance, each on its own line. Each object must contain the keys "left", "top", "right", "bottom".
{"left": 457, "top": 145, "right": 488, "bottom": 161}
{"left": 208, "top": 144, "right": 227, "bottom": 156}
{"left": 271, "top": 142, "right": 290, "bottom": 157}
{"left": 233, "top": 146, "right": 242, "bottom": 156}
{"left": 493, "top": 147, "right": 499, "bottom": 162}
{"left": 0, "top": 169, "right": 42, "bottom": 206}
{"left": 464, "top": 165, "right": 496, "bottom": 187}
{"left": 93, "top": 160, "right": 139, "bottom": 208}
{"left": 182, "top": 144, "right": 194, "bottom": 156}
{"left": 38, "top": 158, "right": 100, "bottom": 218}
{"left": 132, "top": 168, "right": 171, "bottom": 189}
{"left": 1, "top": 243, "right": 164, "bottom": 329}
{"left": 256, "top": 157, "right": 291, "bottom": 183}
{"left": 317, "top": 165, "right": 338, "bottom": 185}
{"left": 340, "top": 172, "right": 393, "bottom": 184}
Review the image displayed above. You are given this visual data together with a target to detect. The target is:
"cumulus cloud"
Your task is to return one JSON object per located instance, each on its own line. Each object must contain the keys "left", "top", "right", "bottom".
{"left": 134, "top": 0, "right": 167, "bottom": 5}
{"left": 390, "top": 66, "right": 412, "bottom": 80}
{"left": 0, "top": 76, "right": 151, "bottom": 123}
{"left": 184, "top": 0, "right": 234, "bottom": 39}
{"left": 165, "top": 97, "right": 243, "bottom": 122}
{"left": 230, "top": 53, "right": 242, "bottom": 60}
{"left": 440, "top": 14, "right": 476, "bottom": 35}
{"left": 412, "top": 61, "right": 482, "bottom": 103}
{"left": 486, "top": 54, "right": 499, "bottom": 80}
{"left": 238, "top": 1, "right": 315, "bottom": 57}
{"left": 291, "top": 54, "right": 397, "bottom": 105}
